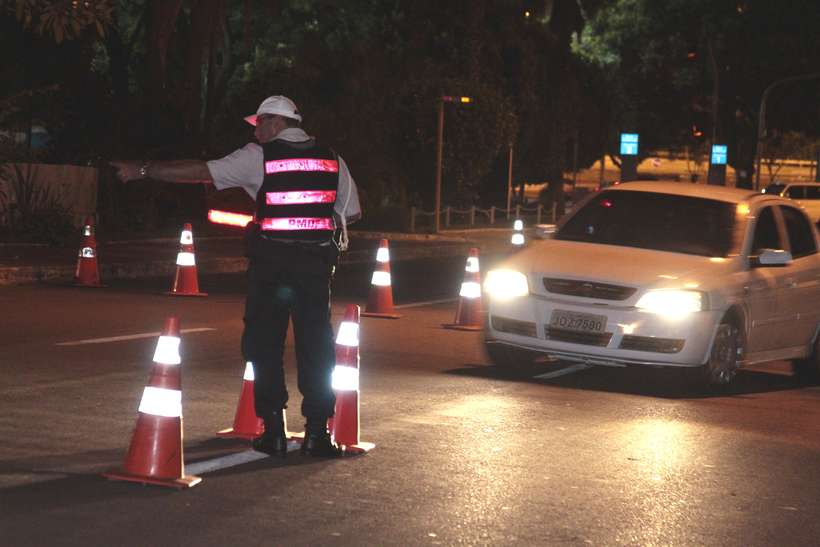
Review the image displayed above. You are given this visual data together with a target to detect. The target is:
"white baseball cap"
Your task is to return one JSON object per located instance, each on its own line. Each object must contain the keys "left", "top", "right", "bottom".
{"left": 244, "top": 95, "right": 302, "bottom": 126}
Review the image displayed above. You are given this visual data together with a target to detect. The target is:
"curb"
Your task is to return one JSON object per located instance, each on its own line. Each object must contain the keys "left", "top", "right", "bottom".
{"left": 0, "top": 239, "right": 513, "bottom": 286}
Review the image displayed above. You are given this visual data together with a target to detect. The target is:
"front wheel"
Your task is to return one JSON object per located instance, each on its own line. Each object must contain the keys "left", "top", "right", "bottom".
{"left": 699, "top": 320, "right": 743, "bottom": 387}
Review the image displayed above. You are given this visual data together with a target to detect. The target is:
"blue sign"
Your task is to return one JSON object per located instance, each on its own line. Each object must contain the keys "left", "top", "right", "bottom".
{"left": 711, "top": 144, "right": 727, "bottom": 165}
{"left": 620, "top": 133, "right": 639, "bottom": 156}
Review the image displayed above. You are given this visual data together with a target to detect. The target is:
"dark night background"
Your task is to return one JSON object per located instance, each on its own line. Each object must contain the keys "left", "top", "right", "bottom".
{"left": 1, "top": 0, "right": 819, "bottom": 239}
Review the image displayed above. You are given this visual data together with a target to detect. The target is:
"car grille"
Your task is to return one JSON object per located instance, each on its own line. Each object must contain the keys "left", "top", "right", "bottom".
{"left": 619, "top": 335, "right": 685, "bottom": 354}
{"left": 491, "top": 316, "right": 537, "bottom": 338}
{"left": 545, "top": 326, "right": 612, "bottom": 347}
{"left": 542, "top": 278, "right": 637, "bottom": 301}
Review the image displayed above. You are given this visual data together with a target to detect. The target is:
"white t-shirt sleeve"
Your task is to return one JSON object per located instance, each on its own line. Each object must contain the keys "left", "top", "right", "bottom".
{"left": 334, "top": 155, "right": 362, "bottom": 223}
{"left": 206, "top": 143, "right": 263, "bottom": 199}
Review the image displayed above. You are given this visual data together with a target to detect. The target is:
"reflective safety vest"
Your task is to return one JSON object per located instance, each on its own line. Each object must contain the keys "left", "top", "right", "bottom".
{"left": 255, "top": 139, "right": 339, "bottom": 244}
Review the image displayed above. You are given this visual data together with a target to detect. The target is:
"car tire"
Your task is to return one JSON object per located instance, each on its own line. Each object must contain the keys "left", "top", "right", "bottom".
{"left": 484, "top": 341, "right": 539, "bottom": 374}
{"left": 792, "top": 329, "right": 820, "bottom": 384}
{"left": 700, "top": 320, "right": 743, "bottom": 387}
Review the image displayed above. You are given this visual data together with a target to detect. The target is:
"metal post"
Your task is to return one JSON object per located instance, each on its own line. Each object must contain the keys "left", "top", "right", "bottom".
{"left": 537, "top": 204, "right": 542, "bottom": 224}
{"left": 506, "top": 143, "right": 514, "bottom": 215}
{"left": 552, "top": 203, "right": 557, "bottom": 222}
{"left": 490, "top": 206, "right": 495, "bottom": 225}
{"left": 434, "top": 99, "right": 444, "bottom": 233}
{"left": 410, "top": 206, "right": 416, "bottom": 233}
{"left": 445, "top": 206, "right": 451, "bottom": 228}
{"left": 815, "top": 149, "right": 820, "bottom": 182}
{"left": 572, "top": 129, "right": 579, "bottom": 190}
{"left": 469, "top": 205, "right": 475, "bottom": 226}
{"left": 754, "top": 86, "right": 772, "bottom": 191}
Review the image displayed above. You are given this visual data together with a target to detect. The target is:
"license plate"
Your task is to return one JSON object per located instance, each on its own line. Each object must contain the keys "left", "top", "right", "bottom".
{"left": 549, "top": 310, "right": 607, "bottom": 333}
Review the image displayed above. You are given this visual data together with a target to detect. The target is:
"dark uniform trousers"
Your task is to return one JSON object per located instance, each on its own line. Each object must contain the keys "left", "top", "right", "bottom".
{"left": 241, "top": 245, "right": 337, "bottom": 422}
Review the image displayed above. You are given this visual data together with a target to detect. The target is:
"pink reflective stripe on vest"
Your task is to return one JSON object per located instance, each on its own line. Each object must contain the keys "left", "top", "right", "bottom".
{"left": 264, "top": 158, "right": 339, "bottom": 174}
{"left": 260, "top": 217, "right": 335, "bottom": 231}
{"left": 266, "top": 190, "right": 337, "bottom": 205}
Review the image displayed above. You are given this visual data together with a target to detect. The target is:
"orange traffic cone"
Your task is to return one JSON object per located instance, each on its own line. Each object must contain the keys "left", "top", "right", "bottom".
{"left": 166, "top": 223, "right": 207, "bottom": 296}
{"left": 443, "top": 247, "right": 483, "bottom": 331}
{"left": 74, "top": 216, "right": 104, "bottom": 287}
{"left": 329, "top": 304, "right": 375, "bottom": 454}
{"left": 103, "top": 317, "right": 201, "bottom": 488}
{"left": 217, "top": 361, "right": 263, "bottom": 439}
{"left": 361, "top": 239, "right": 401, "bottom": 319}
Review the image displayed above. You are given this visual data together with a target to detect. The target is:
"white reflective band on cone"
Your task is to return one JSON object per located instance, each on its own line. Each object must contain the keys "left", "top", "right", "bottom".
{"left": 513, "top": 219, "right": 523, "bottom": 231}
{"left": 80, "top": 247, "right": 95, "bottom": 258}
{"left": 83, "top": 227, "right": 91, "bottom": 236}
{"left": 371, "top": 271, "right": 391, "bottom": 286}
{"left": 465, "top": 257, "right": 479, "bottom": 273}
{"left": 180, "top": 230, "right": 193, "bottom": 245}
{"left": 459, "top": 281, "right": 482, "bottom": 298}
{"left": 243, "top": 361, "right": 255, "bottom": 381}
{"left": 138, "top": 386, "right": 182, "bottom": 417}
{"left": 335, "top": 321, "right": 360, "bottom": 347}
{"left": 511, "top": 233, "right": 525, "bottom": 246}
{"left": 153, "top": 336, "right": 181, "bottom": 365}
{"left": 332, "top": 365, "right": 359, "bottom": 391}
{"left": 376, "top": 247, "right": 390, "bottom": 262}
{"left": 176, "top": 252, "right": 196, "bottom": 266}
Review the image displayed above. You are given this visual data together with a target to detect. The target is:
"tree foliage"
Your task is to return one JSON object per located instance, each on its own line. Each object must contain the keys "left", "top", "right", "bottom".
{"left": 9, "top": 0, "right": 112, "bottom": 43}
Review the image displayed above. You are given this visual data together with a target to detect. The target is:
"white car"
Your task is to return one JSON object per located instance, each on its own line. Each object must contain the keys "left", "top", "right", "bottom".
{"left": 483, "top": 181, "right": 820, "bottom": 386}
{"left": 762, "top": 182, "right": 820, "bottom": 223}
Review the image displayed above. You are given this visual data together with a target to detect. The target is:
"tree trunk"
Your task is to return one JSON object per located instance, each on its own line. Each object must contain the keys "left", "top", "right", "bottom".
{"left": 146, "top": 0, "right": 184, "bottom": 143}
{"left": 184, "top": 0, "right": 224, "bottom": 148}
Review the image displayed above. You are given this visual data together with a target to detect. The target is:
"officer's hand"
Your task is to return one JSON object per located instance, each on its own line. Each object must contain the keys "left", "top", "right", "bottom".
{"left": 110, "top": 160, "right": 140, "bottom": 183}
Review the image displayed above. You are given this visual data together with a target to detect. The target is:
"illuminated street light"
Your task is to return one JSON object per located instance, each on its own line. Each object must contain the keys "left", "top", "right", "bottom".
{"left": 434, "top": 95, "right": 473, "bottom": 233}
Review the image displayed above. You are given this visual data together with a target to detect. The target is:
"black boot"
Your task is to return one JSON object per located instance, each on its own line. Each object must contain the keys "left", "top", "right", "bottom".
{"left": 301, "top": 418, "right": 341, "bottom": 458}
{"left": 252, "top": 411, "right": 287, "bottom": 457}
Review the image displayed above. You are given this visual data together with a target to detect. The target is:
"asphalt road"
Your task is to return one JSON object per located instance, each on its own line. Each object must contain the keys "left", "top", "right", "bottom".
{"left": 1, "top": 261, "right": 819, "bottom": 546}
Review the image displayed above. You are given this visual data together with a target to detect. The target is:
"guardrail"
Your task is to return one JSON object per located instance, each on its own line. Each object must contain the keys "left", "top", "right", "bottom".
{"left": 409, "top": 203, "right": 559, "bottom": 232}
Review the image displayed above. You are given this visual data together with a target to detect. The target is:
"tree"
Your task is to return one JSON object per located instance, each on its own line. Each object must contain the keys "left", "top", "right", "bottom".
{"left": 10, "top": 0, "right": 112, "bottom": 43}
{"left": 572, "top": 0, "right": 820, "bottom": 186}
{"left": 761, "top": 130, "right": 819, "bottom": 182}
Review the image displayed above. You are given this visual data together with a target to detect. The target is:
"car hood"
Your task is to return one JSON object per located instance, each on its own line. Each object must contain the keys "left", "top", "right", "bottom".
{"left": 503, "top": 240, "right": 738, "bottom": 291}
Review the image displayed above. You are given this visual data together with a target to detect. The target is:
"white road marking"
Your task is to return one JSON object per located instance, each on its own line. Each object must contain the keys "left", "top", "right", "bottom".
{"left": 532, "top": 363, "right": 591, "bottom": 380}
{"left": 56, "top": 328, "right": 216, "bottom": 346}
{"left": 394, "top": 298, "right": 457, "bottom": 309}
{"left": 186, "top": 442, "right": 301, "bottom": 475}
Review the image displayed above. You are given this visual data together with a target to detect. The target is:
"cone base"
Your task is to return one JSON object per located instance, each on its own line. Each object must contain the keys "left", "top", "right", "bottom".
{"left": 441, "top": 323, "right": 482, "bottom": 331}
{"left": 164, "top": 291, "right": 208, "bottom": 297}
{"left": 102, "top": 469, "right": 202, "bottom": 489}
{"left": 340, "top": 441, "right": 376, "bottom": 455}
{"left": 361, "top": 311, "right": 401, "bottom": 319}
{"left": 216, "top": 427, "right": 259, "bottom": 440}
{"left": 74, "top": 282, "right": 107, "bottom": 288}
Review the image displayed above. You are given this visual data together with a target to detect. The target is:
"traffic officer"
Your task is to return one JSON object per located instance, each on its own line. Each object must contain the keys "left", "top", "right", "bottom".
{"left": 111, "top": 95, "right": 361, "bottom": 458}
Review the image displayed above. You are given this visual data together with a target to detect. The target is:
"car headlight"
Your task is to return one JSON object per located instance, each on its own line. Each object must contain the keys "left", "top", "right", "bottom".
{"left": 484, "top": 269, "right": 529, "bottom": 300}
{"left": 635, "top": 290, "right": 706, "bottom": 318}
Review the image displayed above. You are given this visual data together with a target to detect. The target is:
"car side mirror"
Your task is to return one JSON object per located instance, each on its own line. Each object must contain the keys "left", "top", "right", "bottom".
{"left": 751, "top": 248, "right": 793, "bottom": 267}
{"left": 535, "top": 224, "right": 557, "bottom": 239}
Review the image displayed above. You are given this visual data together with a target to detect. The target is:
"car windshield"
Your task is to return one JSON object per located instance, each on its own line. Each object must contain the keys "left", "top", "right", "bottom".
{"left": 762, "top": 184, "right": 786, "bottom": 195}
{"left": 555, "top": 190, "right": 738, "bottom": 257}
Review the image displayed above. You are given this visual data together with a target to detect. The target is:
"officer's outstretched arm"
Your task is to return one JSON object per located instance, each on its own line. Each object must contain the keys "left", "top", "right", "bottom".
{"left": 111, "top": 160, "right": 214, "bottom": 185}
